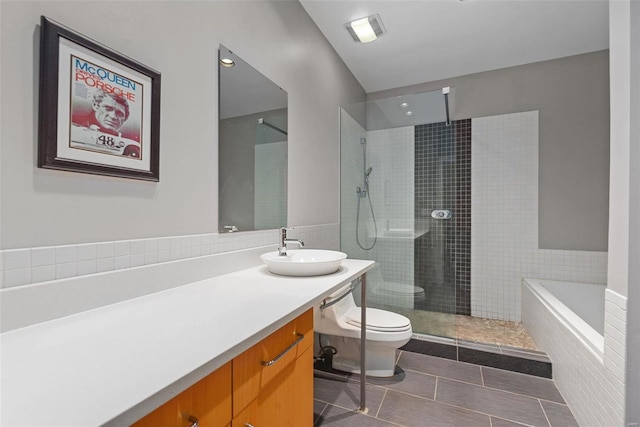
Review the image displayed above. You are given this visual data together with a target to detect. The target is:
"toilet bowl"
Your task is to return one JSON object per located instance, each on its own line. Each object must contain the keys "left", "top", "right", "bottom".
{"left": 314, "top": 283, "right": 413, "bottom": 377}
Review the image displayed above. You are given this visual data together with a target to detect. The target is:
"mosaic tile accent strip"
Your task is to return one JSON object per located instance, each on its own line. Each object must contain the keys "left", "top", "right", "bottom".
{"left": 454, "top": 120, "right": 472, "bottom": 315}
{"left": 414, "top": 119, "right": 472, "bottom": 316}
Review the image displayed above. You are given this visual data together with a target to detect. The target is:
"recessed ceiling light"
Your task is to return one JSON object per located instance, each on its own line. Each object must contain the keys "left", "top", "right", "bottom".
{"left": 219, "top": 58, "right": 235, "bottom": 68}
{"left": 400, "top": 102, "right": 409, "bottom": 108}
{"left": 345, "top": 14, "right": 386, "bottom": 43}
{"left": 405, "top": 111, "right": 413, "bottom": 116}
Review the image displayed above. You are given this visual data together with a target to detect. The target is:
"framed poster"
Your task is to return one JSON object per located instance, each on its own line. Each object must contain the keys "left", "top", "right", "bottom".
{"left": 38, "top": 16, "right": 161, "bottom": 181}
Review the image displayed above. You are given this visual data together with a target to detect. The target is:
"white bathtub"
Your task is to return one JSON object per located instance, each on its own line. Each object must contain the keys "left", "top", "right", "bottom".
{"left": 521, "top": 278, "right": 629, "bottom": 425}
{"left": 522, "top": 278, "right": 604, "bottom": 358}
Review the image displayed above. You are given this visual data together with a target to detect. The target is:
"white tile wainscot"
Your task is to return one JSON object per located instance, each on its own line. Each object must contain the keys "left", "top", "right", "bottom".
{"left": 0, "top": 223, "right": 340, "bottom": 288}
{"left": 0, "top": 247, "right": 373, "bottom": 426}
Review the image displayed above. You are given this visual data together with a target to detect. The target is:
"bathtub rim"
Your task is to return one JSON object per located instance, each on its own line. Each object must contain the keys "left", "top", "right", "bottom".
{"left": 522, "top": 277, "right": 604, "bottom": 360}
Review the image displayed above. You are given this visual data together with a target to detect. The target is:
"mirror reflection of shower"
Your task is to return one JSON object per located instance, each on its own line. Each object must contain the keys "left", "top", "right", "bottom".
{"left": 356, "top": 137, "right": 377, "bottom": 250}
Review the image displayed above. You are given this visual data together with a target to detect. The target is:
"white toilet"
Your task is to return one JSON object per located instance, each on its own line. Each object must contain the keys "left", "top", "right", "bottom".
{"left": 314, "top": 283, "right": 413, "bottom": 377}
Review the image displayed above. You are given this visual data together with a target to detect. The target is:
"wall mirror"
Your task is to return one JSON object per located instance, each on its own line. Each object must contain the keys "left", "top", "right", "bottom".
{"left": 218, "top": 45, "right": 288, "bottom": 233}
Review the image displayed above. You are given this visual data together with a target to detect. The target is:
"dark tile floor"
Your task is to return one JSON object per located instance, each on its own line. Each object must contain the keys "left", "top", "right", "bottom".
{"left": 314, "top": 350, "right": 578, "bottom": 427}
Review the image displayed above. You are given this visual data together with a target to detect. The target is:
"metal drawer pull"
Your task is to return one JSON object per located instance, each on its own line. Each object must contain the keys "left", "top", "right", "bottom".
{"left": 245, "top": 424, "right": 255, "bottom": 427}
{"left": 188, "top": 415, "right": 199, "bottom": 427}
{"left": 261, "top": 332, "right": 305, "bottom": 366}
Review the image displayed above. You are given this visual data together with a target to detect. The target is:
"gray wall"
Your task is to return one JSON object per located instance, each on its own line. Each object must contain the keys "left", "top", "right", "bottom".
{"left": 369, "top": 51, "right": 610, "bottom": 252}
{"left": 0, "top": 1, "right": 365, "bottom": 249}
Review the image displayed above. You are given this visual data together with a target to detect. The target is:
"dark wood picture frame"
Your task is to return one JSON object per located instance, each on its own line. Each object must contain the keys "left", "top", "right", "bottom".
{"left": 38, "top": 16, "right": 161, "bottom": 181}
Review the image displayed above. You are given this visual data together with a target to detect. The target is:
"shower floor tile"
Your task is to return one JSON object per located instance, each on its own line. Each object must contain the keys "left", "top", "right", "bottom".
{"left": 455, "top": 315, "right": 538, "bottom": 350}
{"left": 377, "top": 305, "right": 538, "bottom": 350}
{"left": 314, "top": 350, "right": 577, "bottom": 427}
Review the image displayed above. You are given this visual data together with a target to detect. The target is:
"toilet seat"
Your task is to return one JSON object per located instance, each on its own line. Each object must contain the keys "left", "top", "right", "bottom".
{"left": 344, "top": 307, "right": 411, "bottom": 332}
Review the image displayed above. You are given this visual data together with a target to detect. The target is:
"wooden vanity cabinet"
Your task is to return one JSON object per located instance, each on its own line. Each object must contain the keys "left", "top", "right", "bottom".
{"left": 132, "top": 309, "right": 313, "bottom": 427}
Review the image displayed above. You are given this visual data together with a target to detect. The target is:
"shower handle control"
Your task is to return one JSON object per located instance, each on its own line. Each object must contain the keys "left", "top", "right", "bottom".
{"left": 431, "top": 210, "right": 452, "bottom": 220}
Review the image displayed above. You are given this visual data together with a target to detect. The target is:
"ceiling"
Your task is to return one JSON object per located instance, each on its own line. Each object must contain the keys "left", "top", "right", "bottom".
{"left": 299, "top": 0, "right": 609, "bottom": 94}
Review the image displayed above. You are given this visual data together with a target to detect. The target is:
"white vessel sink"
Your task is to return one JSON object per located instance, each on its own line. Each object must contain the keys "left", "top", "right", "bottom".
{"left": 261, "top": 249, "right": 347, "bottom": 276}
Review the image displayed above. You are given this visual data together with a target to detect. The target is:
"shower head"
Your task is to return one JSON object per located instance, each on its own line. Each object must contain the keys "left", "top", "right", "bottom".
{"left": 366, "top": 166, "right": 373, "bottom": 177}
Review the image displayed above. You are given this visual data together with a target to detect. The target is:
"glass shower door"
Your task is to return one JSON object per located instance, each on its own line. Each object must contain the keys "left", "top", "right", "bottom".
{"left": 340, "top": 88, "right": 462, "bottom": 340}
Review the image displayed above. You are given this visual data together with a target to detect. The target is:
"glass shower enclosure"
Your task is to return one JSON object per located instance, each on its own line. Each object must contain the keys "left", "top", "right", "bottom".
{"left": 340, "top": 88, "right": 469, "bottom": 341}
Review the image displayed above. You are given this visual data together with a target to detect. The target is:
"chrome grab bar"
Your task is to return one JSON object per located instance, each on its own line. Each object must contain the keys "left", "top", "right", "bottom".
{"left": 319, "top": 280, "right": 358, "bottom": 310}
{"left": 261, "top": 332, "right": 305, "bottom": 366}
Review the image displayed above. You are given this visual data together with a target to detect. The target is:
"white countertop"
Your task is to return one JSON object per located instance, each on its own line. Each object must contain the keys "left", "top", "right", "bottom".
{"left": 1, "top": 259, "right": 374, "bottom": 426}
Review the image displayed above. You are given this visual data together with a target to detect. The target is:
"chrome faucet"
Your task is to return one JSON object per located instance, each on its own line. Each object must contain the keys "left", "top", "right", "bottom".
{"left": 279, "top": 227, "right": 305, "bottom": 256}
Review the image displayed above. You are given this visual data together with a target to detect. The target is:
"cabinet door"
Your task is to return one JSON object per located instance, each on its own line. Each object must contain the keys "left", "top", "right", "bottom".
{"left": 133, "top": 362, "right": 232, "bottom": 427}
{"left": 232, "top": 309, "right": 313, "bottom": 417}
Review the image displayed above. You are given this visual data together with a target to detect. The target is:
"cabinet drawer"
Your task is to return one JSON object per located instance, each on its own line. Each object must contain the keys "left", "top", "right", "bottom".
{"left": 232, "top": 309, "right": 313, "bottom": 416}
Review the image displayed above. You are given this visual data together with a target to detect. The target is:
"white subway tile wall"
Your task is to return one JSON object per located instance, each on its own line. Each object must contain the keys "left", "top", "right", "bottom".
{"left": 604, "top": 288, "right": 627, "bottom": 416}
{"left": 471, "top": 111, "right": 607, "bottom": 322}
{"left": 0, "top": 224, "right": 339, "bottom": 289}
